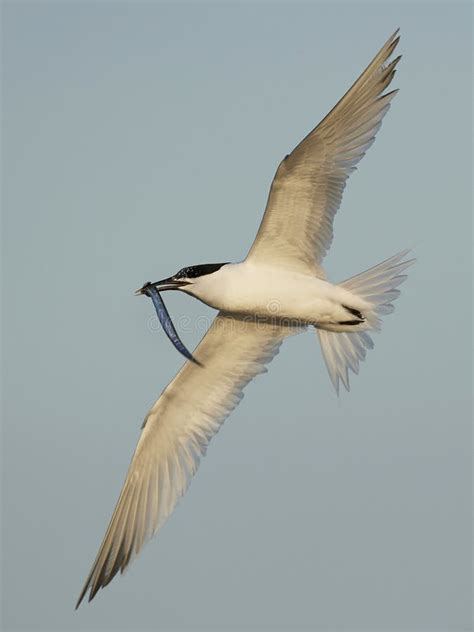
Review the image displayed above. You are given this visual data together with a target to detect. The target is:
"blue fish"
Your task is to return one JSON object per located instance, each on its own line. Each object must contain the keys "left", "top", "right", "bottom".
{"left": 143, "top": 285, "right": 203, "bottom": 367}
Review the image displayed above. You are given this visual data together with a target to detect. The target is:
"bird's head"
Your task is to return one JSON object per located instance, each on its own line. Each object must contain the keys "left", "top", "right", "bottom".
{"left": 135, "top": 262, "right": 229, "bottom": 296}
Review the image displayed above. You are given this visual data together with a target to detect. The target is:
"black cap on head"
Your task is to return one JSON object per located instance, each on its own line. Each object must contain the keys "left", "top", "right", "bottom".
{"left": 174, "top": 263, "right": 228, "bottom": 280}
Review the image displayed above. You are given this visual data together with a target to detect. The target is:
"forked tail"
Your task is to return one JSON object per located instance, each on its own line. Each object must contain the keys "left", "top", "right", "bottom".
{"left": 318, "top": 250, "right": 415, "bottom": 393}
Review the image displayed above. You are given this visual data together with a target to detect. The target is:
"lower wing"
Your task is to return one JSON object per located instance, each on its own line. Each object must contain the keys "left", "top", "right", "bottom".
{"left": 76, "top": 312, "right": 301, "bottom": 607}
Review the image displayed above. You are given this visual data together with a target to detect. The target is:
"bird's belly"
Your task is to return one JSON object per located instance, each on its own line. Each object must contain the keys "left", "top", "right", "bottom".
{"left": 199, "top": 264, "right": 346, "bottom": 325}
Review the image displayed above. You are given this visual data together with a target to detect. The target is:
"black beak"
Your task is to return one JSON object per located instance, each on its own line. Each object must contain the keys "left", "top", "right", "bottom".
{"left": 134, "top": 277, "right": 188, "bottom": 296}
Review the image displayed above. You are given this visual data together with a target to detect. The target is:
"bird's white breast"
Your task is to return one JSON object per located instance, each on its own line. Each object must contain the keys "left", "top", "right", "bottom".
{"left": 185, "top": 262, "right": 363, "bottom": 325}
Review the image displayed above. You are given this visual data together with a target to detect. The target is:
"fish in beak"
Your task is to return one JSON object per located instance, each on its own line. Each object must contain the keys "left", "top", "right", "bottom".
{"left": 134, "top": 277, "right": 189, "bottom": 295}
{"left": 136, "top": 282, "right": 202, "bottom": 367}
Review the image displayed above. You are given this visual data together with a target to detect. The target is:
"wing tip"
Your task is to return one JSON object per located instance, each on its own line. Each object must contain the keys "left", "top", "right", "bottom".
{"left": 384, "top": 29, "right": 401, "bottom": 59}
{"left": 75, "top": 577, "right": 100, "bottom": 609}
{"left": 389, "top": 27, "right": 401, "bottom": 43}
{"left": 75, "top": 586, "right": 88, "bottom": 610}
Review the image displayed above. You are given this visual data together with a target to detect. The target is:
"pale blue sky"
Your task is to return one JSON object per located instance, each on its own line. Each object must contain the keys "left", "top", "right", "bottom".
{"left": 2, "top": 2, "right": 472, "bottom": 630}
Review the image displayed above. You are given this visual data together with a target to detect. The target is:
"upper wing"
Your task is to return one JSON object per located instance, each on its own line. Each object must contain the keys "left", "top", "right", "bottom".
{"left": 76, "top": 313, "right": 300, "bottom": 607}
{"left": 246, "top": 30, "right": 401, "bottom": 275}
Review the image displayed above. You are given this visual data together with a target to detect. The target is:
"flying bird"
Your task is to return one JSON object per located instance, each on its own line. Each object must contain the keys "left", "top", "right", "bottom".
{"left": 77, "top": 29, "right": 413, "bottom": 607}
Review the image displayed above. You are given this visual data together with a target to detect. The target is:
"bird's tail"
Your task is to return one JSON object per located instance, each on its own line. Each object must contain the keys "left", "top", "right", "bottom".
{"left": 318, "top": 250, "right": 415, "bottom": 393}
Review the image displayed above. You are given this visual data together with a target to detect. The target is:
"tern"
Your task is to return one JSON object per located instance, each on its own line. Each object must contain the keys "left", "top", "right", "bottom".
{"left": 77, "top": 29, "right": 413, "bottom": 607}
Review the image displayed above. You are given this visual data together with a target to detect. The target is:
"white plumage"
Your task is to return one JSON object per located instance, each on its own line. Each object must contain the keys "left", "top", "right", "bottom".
{"left": 77, "top": 29, "right": 413, "bottom": 607}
